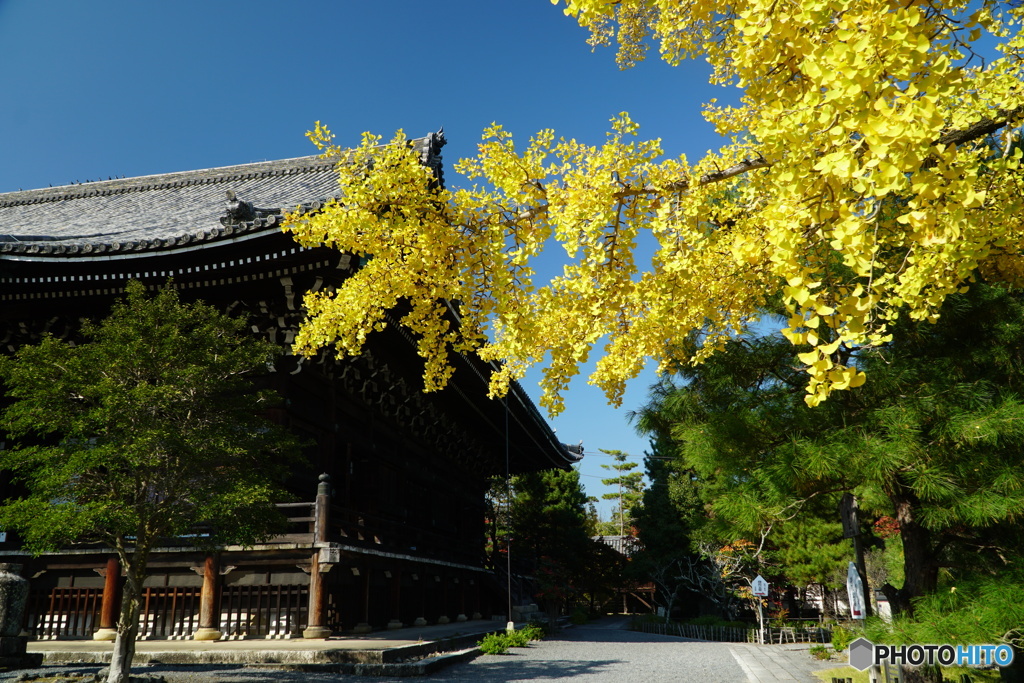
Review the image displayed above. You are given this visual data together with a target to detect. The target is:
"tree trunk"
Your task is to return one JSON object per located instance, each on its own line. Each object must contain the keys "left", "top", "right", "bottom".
{"left": 545, "top": 597, "right": 559, "bottom": 631}
{"left": 663, "top": 590, "right": 676, "bottom": 624}
{"left": 886, "top": 495, "right": 938, "bottom": 616}
{"left": 107, "top": 561, "right": 145, "bottom": 683}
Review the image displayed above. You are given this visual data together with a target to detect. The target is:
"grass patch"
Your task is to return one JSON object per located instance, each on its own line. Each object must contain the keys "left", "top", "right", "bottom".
{"left": 813, "top": 666, "right": 869, "bottom": 682}
{"left": 809, "top": 644, "right": 833, "bottom": 660}
{"left": 813, "top": 665, "right": 1001, "bottom": 682}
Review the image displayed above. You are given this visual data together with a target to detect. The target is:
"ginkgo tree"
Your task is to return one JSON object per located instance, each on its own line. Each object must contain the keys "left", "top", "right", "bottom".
{"left": 283, "top": 0, "right": 1024, "bottom": 414}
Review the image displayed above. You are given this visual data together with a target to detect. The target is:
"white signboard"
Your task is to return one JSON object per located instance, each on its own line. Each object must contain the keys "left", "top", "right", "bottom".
{"left": 847, "top": 562, "right": 866, "bottom": 619}
{"left": 751, "top": 574, "right": 769, "bottom": 596}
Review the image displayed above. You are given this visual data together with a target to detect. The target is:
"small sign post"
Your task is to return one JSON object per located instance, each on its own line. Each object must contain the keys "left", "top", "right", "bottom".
{"left": 838, "top": 493, "right": 873, "bottom": 619}
{"left": 751, "top": 575, "right": 769, "bottom": 643}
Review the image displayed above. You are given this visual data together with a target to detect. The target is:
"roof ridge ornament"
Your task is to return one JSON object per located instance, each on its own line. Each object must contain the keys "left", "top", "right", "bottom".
{"left": 223, "top": 190, "right": 256, "bottom": 224}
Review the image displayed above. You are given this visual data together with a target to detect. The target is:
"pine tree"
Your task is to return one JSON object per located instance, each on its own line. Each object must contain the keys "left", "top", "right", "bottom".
{"left": 599, "top": 449, "right": 645, "bottom": 537}
{"left": 635, "top": 283, "right": 1024, "bottom": 615}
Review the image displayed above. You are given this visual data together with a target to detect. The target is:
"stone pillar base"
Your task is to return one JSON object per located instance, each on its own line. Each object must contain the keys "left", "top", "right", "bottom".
{"left": 0, "top": 653, "right": 42, "bottom": 668}
{"left": 352, "top": 622, "right": 373, "bottom": 634}
{"left": 192, "top": 627, "right": 222, "bottom": 641}
{"left": 92, "top": 628, "right": 117, "bottom": 642}
{"left": 456, "top": 614, "right": 468, "bottom": 622}
{"left": 437, "top": 615, "right": 450, "bottom": 624}
{"left": 302, "top": 626, "right": 332, "bottom": 639}
{"left": 387, "top": 619, "right": 404, "bottom": 630}
{"left": 0, "top": 636, "right": 29, "bottom": 656}
{"left": 413, "top": 617, "right": 427, "bottom": 627}
{"left": 472, "top": 612, "right": 482, "bottom": 620}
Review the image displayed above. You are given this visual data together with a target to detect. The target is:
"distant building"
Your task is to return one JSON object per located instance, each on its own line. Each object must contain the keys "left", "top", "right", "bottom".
{"left": 591, "top": 535, "right": 640, "bottom": 557}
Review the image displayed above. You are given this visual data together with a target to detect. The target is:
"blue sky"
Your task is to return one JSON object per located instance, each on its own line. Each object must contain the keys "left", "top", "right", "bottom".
{"left": 0, "top": 0, "right": 734, "bottom": 516}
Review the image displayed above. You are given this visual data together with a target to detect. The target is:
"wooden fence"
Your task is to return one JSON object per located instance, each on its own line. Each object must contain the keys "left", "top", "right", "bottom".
{"left": 636, "top": 619, "right": 832, "bottom": 644}
{"left": 26, "top": 587, "right": 102, "bottom": 639}
{"left": 220, "top": 584, "right": 308, "bottom": 639}
{"left": 138, "top": 587, "right": 201, "bottom": 639}
{"left": 27, "top": 583, "right": 308, "bottom": 640}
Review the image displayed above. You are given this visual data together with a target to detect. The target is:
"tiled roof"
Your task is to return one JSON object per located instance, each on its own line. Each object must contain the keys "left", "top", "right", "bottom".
{"left": 0, "top": 133, "right": 444, "bottom": 258}
{"left": 592, "top": 535, "right": 640, "bottom": 555}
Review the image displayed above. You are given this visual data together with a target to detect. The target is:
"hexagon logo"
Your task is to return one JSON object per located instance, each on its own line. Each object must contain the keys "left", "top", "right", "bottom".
{"left": 848, "top": 637, "right": 875, "bottom": 671}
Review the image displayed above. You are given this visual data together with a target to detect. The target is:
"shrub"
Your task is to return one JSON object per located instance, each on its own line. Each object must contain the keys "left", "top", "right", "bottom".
{"left": 769, "top": 608, "right": 790, "bottom": 629}
{"left": 685, "top": 615, "right": 750, "bottom": 629}
{"left": 831, "top": 625, "right": 855, "bottom": 652}
{"left": 522, "top": 623, "right": 546, "bottom": 641}
{"left": 505, "top": 629, "right": 531, "bottom": 647}
{"left": 478, "top": 633, "right": 510, "bottom": 655}
{"left": 809, "top": 645, "right": 833, "bottom": 661}
{"left": 570, "top": 608, "right": 589, "bottom": 625}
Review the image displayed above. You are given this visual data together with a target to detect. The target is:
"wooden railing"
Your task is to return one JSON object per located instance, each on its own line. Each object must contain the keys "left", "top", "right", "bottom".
{"left": 29, "top": 583, "right": 309, "bottom": 641}
{"left": 26, "top": 587, "right": 102, "bottom": 639}
{"left": 635, "top": 619, "right": 832, "bottom": 644}
{"left": 328, "top": 505, "right": 481, "bottom": 566}
{"left": 220, "top": 584, "right": 308, "bottom": 639}
{"left": 232, "top": 497, "right": 484, "bottom": 568}
{"left": 138, "top": 587, "right": 201, "bottom": 640}
{"left": 272, "top": 501, "right": 317, "bottom": 544}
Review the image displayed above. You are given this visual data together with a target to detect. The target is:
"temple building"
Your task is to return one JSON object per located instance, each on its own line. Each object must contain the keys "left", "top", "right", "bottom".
{"left": 0, "top": 133, "right": 581, "bottom": 640}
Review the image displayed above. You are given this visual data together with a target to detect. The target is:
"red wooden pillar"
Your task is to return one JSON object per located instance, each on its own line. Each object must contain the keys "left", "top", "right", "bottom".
{"left": 303, "top": 473, "right": 332, "bottom": 639}
{"left": 193, "top": 554, "right": 222, "bottom": 640}
{"left": 92, "top": 557, "right": 120, "bottom": 641}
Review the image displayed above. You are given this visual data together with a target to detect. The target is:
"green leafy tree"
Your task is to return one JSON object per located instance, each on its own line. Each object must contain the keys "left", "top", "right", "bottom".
{"left": 627, "top": 436, "right": 701, "bottom": 620}
{"left": 635, "top": 282, "right": 1024, "bottom": 616}
{"left": 0, "top": 282, "right": 300, "bottom": 683}
{"left": 864, "top": 570, "right": 1024, "bottom": 678}
{"left": 599, "top": 449, "right": 645, "bottom": 538}
{"left": 583, "top": 497, "right": 602, "bottom": 538}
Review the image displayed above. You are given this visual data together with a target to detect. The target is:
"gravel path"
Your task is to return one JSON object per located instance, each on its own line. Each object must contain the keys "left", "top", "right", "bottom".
{"left": 393, "top": 616, "right": 750, "bottom": 683}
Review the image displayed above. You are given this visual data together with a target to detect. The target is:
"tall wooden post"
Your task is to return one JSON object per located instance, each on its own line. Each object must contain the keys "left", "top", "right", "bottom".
{"left": 437, "top": 574, "right": 450, "bottom": 624}
{"left": 303, "top": 473, "right": 333, "bottom": 639}
{"left": 352, "top": 567, "right": 372, "bottom": 633}
{"left": 387, "top": 570, "right": 403, "bottom": 630}
{"left": 840, "top": 493, "right": 873, "bottom": 619}
{"left": 456, "top": 575, "right": 467, "bottom": 622}
{"left": 413, "top": 572, "right": 427, "bottom": 627}
{"left": 92, "top": 557, "right": 120, "bottom": 641}
{"left": 194, "top": 554, "right": 222, "bottom": 641}
{"left": 472, "top": 578, "right": 482, "bottom": 620}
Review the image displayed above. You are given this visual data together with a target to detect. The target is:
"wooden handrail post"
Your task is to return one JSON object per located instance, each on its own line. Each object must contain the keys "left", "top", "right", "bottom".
{"left": 314, "top": 473, "right": 330, "bottom": 543}
{"left": 304, "top": 473, "right": 333, "bottom": 639}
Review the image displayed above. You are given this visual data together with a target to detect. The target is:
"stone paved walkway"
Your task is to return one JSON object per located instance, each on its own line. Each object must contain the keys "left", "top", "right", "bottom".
{"left": 3, "top": 616, "right": 839, "bottom": 682}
